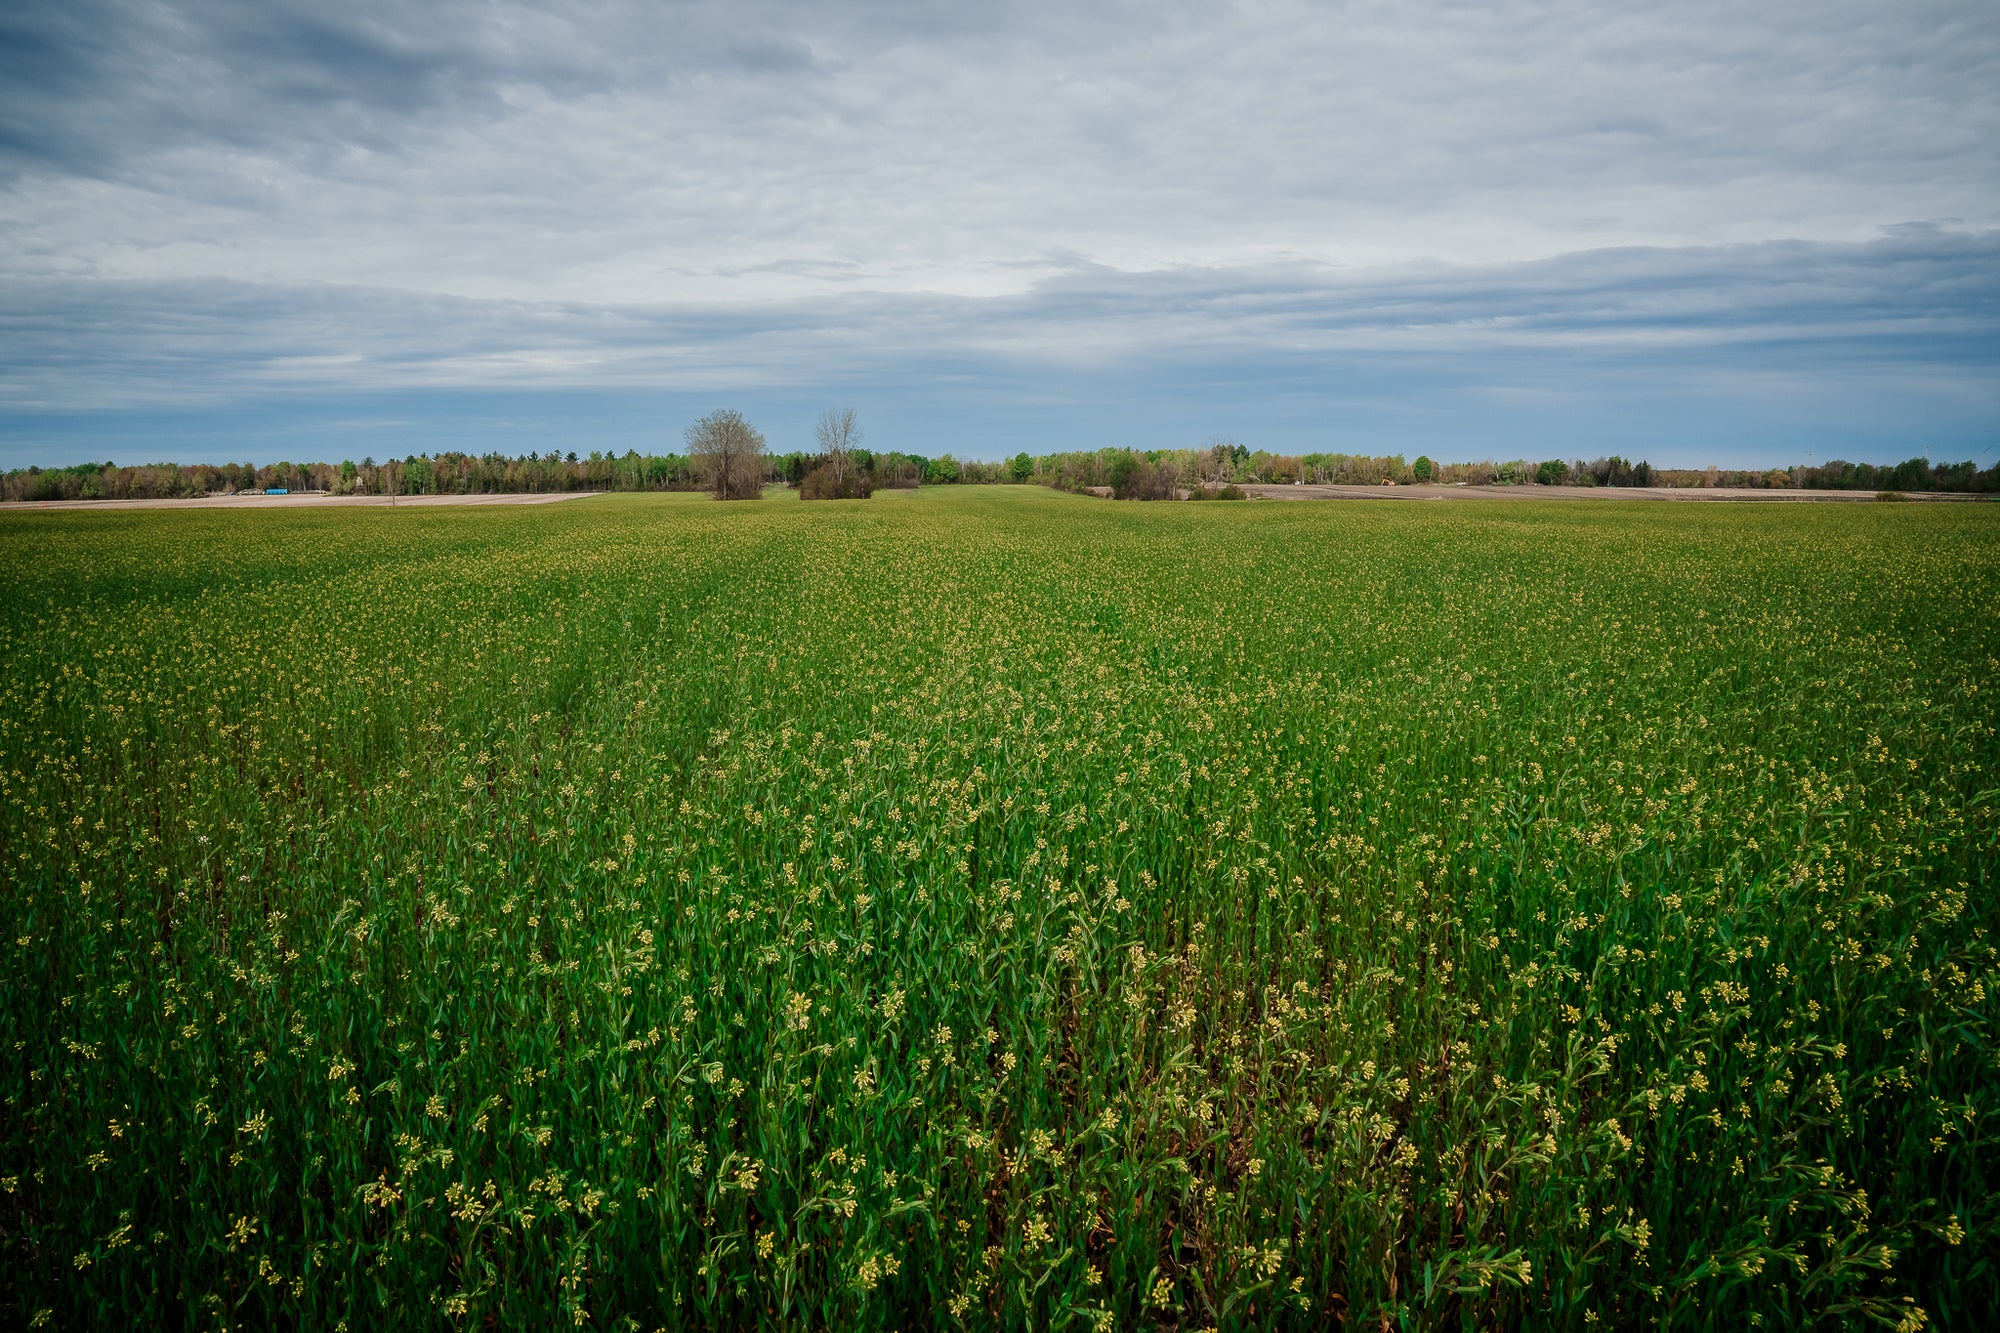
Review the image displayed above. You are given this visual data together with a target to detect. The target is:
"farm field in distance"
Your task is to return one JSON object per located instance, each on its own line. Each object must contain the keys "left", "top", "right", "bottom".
{"left": 1, "top": 487, "right": 1994, "bottom": 1330}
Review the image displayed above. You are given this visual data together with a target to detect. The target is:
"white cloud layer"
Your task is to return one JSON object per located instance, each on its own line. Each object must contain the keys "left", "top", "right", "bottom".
{"left": 1, "top": 0, "right": 1995, "bottom": 461}
{"left": 4, "top": 229, "right": 1994, "bottom": 408}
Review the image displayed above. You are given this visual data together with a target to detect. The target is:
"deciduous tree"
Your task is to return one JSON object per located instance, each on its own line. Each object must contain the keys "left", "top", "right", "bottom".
{"left": 814, "top": 409, "right": 861, "bottom": 495}
{"left": 685, "top": 410, "right": 766, "bottom": 500}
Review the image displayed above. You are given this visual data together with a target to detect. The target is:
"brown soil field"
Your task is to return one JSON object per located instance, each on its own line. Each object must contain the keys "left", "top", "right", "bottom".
{"left": 1, "top": 491, "right": 600, "bottom": 511}
{"left": 1237, "top": 483, "right": 1983, "bottom": 502}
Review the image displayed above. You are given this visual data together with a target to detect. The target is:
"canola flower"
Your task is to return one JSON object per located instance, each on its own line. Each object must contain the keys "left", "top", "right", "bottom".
{"left": 0, "top": 487, "right": 1994, "bottom": 1329}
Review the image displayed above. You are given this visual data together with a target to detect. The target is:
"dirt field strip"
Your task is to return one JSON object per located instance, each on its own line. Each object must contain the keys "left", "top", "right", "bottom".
{"left": 0, "top": 491, "right": 602, "bottom": 511}
{"left": 1239, "top": 483, "right": 1982, "bottom": 502}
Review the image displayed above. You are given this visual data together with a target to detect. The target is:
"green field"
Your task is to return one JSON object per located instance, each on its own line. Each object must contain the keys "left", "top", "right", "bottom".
{"left": 2, "top": 488, "right": 1995, "bottom": 1330}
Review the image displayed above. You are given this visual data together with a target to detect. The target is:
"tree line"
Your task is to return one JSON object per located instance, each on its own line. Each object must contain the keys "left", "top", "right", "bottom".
{"left": 1033, "top": 440, "right": 2000, "bottom": 497}
{"left": 4, "top": 413, "right": 1994, "bottom": 503}
{"left": 0, "top": 452, "right": 698, "bottom": 503}
{"left": 0, "top": 407, "right": 1001, "bottom": 504}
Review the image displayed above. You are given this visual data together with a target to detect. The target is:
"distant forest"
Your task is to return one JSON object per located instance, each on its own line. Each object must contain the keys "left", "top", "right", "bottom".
{"left": 3, "top": 440, "right": 1994, "bottom": 503}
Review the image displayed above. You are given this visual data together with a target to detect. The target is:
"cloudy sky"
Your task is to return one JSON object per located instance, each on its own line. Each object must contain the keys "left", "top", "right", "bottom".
{"left": 2, "top": 0, "right": 1996, "bottom": 468}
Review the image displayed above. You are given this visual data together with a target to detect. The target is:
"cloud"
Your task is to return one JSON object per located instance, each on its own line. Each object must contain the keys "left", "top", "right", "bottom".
{"left": 0, "top": 1, "right": 1995, "bottom": 463}
{"left": 4, "top": 228, "right": 1993, "bottom": 406}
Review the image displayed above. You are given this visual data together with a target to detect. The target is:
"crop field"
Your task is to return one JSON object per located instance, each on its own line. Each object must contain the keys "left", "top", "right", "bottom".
{"left": 2, "top": 487, "right": 1995, "bottom": 1330}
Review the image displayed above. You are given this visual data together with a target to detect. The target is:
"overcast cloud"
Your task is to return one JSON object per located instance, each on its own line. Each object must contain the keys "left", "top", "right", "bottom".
{"left": 2, "top": 0, "right": 1995, "bottom": 465}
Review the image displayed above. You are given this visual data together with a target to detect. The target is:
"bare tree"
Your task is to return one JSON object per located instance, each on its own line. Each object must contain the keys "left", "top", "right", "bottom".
{"left": 1201, "top": 435, "right": 1242, "bottom": 485}
{"left": 814, "top": 408, "right": 862, "bottom": 496}
{"left": 685, "top": 410, "right": 767, "bottom": 500}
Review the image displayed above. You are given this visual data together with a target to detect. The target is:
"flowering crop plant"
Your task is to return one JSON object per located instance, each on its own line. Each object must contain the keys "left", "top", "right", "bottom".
{"left": 1, "top": 487, "right": 1994, "bottom": 1329}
